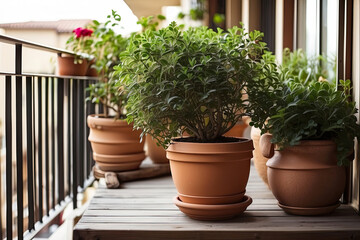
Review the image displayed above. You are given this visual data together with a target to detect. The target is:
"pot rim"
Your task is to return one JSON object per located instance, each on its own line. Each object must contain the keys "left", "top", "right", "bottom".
{"left": 167, "top": 137, "right": 254, "bottom": 155}
{"left": 87, "top": 114, "right": 132, "bottom": 128}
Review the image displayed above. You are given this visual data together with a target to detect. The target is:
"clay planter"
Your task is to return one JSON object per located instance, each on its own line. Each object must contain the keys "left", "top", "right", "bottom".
{"left": 173, "top": 195, "right": 252, "bottom": 221}
{"left": 224, "top": 120, "right": 248, "bottom": 138}
{"left": 86, "top": 59, "right": 98, "bottom": 76}
{"left": 250, "top": 127, "right": 270, "bottom": 186}
{"left": 57, "top": 54, "right": 87, "bottom": 76}
{"left": 261, "top": 137, "right": 346, "bottom": 215}
{"left": 87, "top": 114, "right": 145, "bottom": 171}
{"left": 146, "top": 137, "right": 168, "bottom": 164}
{"left": 166, "top": 138, "right": 253, "bottom": 206}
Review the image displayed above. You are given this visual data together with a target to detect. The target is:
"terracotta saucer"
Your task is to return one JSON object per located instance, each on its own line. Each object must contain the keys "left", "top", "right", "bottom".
{"left": 178, "top": 190, "right": 246, "bottom": 205}
{"left": 278, "top": 201, "right": 341, "bottom": 216}
{"left": 173, "top": 195, "right": 252, "bottom": 221}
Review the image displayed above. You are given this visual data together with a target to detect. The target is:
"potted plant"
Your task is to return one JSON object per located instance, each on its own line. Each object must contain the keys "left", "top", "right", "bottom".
{"left": 117, "top": 23, "right": 276, "bottom": 220}
{"left": 86, "top": 11, "right": 145, "bottom": 172}
{"left": 249, "top": 48, "right": 336, "bottom": 186}
{"left": 59, "top": 27, "right": 93, "bottom": 76}
{"left": 250, "top": 76, "right": 360, "bottom": 215}
{"left": 134, "top": 15, "right": 170, "bottom": 164}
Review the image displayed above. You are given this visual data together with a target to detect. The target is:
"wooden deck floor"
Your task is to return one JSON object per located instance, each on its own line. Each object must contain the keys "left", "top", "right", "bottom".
{"left": 73, "top": 159, "right": 360, "bottom": 240}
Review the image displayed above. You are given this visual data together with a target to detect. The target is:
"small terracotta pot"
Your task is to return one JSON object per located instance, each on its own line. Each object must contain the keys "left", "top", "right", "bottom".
{"left": 261, "top": 136, "right": 346, "bottom": 215}
{"left": 146, "top": 136, "right": 168, "bottom": 164}
{"left": 250, "top": 127, "right": 270, "bottom": 186}
{"left": 87, "top": 114, "right": 145, "bottom": 171}
{"left": 86, "top": 59, "right": 98, "bottom": 76}
{"left": 166, "top": 138, "right": 253, "bottom": 205}
{"left": 57, "top": 54, "right": 87, "bottom": 76}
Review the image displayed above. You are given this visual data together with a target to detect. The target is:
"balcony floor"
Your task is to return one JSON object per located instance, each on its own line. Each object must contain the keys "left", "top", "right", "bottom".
{"left": 73, "top": 159, "right": 360, "bottom": 240}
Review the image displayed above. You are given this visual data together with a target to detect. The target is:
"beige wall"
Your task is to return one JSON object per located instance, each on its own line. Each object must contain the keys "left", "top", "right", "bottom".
{"left": 0, "top": 29, "right": 71, "bottom": 74}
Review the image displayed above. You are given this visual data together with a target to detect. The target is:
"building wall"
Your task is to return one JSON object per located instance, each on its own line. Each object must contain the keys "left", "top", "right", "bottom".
{"left": 0, "top": 29, "right": 71, "bottom": 74}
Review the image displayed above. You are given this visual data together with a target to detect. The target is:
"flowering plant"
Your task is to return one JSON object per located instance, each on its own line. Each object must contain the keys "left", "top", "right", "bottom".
{"left": 66, "top": 27, "right": 94, "bottom": 59}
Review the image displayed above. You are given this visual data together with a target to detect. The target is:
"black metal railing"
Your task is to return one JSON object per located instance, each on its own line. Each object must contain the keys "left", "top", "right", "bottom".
{"left": 0, "top": 34, "right": 97, "bottom": 239}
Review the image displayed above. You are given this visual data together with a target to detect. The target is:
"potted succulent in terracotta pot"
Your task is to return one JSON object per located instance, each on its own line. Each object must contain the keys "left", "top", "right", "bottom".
{"left": 60, "top": 27, "right": 94, "bottom": 76}
{"left": 250, "top": 76, "right": 360, "bottom": 215}
{"left": 86, "top": 11, "right": 145, "bottom": 172}
{"left": 117, "top": 23, "right": 276, "bottom": 220}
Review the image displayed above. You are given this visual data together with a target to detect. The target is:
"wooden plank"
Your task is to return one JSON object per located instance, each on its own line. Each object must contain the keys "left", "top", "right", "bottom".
{"left": 74, "top": 159, "right": 360, "bottom": 240}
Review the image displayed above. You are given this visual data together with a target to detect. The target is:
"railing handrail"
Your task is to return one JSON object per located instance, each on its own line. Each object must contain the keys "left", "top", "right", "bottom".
{"left": 0, "top": 33, "right": 74, "bottom": 55}
{"left": 0, "top": 71, "right": 98, "bottom": 80}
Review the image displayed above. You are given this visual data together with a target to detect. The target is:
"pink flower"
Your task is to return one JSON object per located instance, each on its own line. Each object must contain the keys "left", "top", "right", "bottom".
{"left": 72, "top": 27, "right": 93, "bottom": 38}
{"left": 81, "top": 28, "right": 93, "bottom": 37}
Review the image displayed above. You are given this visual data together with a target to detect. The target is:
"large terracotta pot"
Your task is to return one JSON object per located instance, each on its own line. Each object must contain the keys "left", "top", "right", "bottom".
{"left": 262, "top": 137, "right": 346, "bottom": 215}
{"left": 57, "top": 54, "right": 87, "bottom": 76}
{"left": 250, "top": 127, "right": 270, "bottom": 186}
{"left": 146, "top": 137, "right": 168, "bottom": 164}
{"left": 166, "top": 138, "right": 253, "bottom": 205}
{"left": 87, "top": 114, "right": 145, "bottom": 171}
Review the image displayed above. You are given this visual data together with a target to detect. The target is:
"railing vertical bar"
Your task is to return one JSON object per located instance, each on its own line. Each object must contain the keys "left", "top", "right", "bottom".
{"left": 72, "top": 79, "right": 78, "bottom": 209}
{"left": 89, "top": 80, "right": 96, "bottom": 172}
{"left": 58, "top": 78, "right": 65, "bottom": 203}
{"left": 15, "top": 43, "right": 24, "bottom": 240}
{"left": 26, "top": 76, "right": 35, "bottom": 231}
{"left": 32, "top": 77, "right": 38, "bottom": 223}
{"left": 85, "top": 81, "right": 91, "bottom": 177}
{"left": 44, "top": 77, "right": 50, "bottom": 215}
{"left": 51, "top": 78, "right": 56, "bottom": 208}
{"left": 67, "top": 79, "right": 72, "bottom": 197}
{"left": 37, "top": 77, "right": 43, "bottom": 222}
{"left": 5, "top": 75, "right": 13, "bottom": 240}
{"left": 79, "top": 80, "right": 85, "bottom": 187}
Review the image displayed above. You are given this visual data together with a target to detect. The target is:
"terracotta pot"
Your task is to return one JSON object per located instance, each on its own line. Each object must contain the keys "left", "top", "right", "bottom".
{"left": 262, "top": 137, "right": 346, "bottom": 215}
{"left": 146, "top": 136, "right": 168, "bottom": 164}
{"left": 224, "top": 120, "right": 248, "bottom": 138}
{"left": 87, "top": 114, "right": 145, "bottom": 171}
{"left": 86, "top": 59, "right": 98, "bottom": 76}
{"left": 250, "top": 127, "right": 270, "bottom": 186}
{"left": 166, "top": 138, "right": 253, "bottom": 205}
{"left": 57, "top": 54, "right": 87, "bottom": 76}
{"left": 173, "top": 195, "right": 252, "bottom": 221}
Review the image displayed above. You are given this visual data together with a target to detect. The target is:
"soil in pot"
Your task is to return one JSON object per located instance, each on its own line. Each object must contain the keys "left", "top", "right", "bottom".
{"left": 264, "top": 139, "right": 346, "bottom": 215}
{"left": 57, "top": 54, "right": 87, "bottom": 76}
{"left": 87, "top": 114, "right": 145, "bottom": 171}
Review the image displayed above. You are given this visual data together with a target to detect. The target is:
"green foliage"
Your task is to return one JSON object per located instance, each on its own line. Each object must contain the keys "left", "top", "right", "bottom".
{"left": 137, "top": 15, "right": 166, "bottom": 32}
{"left": 86, "top": 79, "right": 126, "bottom": 119}
{"left": 86, "top": 10, "right": 129, "bottom": 118}
{"left": 116, "top": 22, "right": 270, "bottom": 148}
{"left": 213, "top": 13, "right": 225, "bottom": 25}
{"left": 89, "top": 10, "right": 128, "bottom": 77}
{"left": 250, "top": 76, "right": 360, "bottom": 166}
{"left": 189, "top": 7, "right": 204, "bottom": 20}
{"left": 281, "top": 48, "right": 336, "bottom": 84}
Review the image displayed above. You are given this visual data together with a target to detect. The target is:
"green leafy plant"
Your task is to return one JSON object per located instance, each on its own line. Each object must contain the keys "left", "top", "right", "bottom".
{"left": 137, "top": 15, "right": 166, "bottom": 32}
{"left": 281, "top": 48, "right": 336, "bottom": 84}
{"left": 89, "top": 10, "right": 128, "bottom": 78}
{"left": 85, "top": 10, "right": 129, "bottom": 118}
{"left": 116, "top": 22, "right": 273, "bottom": 148}
{"left": 65, "top": 27, "right": 94, "bottom": 63}
{"left": 250, "top": 77, "right": 360, "bottom": 166}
